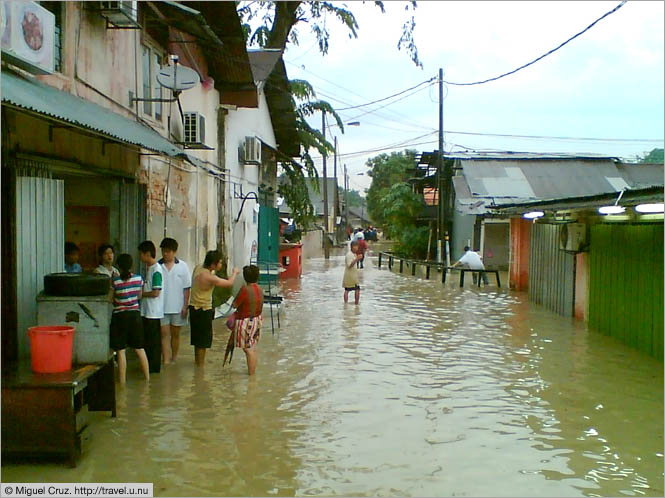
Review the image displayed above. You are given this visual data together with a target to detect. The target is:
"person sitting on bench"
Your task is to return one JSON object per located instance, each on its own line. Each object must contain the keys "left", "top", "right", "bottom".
{"left": 451, "top": 246, "right": 489, "bottom": 285}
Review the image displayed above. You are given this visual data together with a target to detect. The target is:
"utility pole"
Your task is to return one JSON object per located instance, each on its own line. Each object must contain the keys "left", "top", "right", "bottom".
{"left": 322, "top": 111, "right": 330, "bottom": 259}
{"left": 333, "top": 136, "right": 338, "bottom": 244}
{"left": 344, "top": 163, "right": 349, "bottom": 236}
{"left": 438, "top": 67, "right": 444, "bottom": 263}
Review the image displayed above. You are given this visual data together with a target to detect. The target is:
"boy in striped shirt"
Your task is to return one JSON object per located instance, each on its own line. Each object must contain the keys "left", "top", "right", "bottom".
{"left": 110, "top": 253, "right": 149, "bottom": 383}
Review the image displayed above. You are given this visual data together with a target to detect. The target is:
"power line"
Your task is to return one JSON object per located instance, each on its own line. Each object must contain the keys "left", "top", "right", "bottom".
{"left": 335, "top": 78, "right": 436, "bottom": 110}
{"left": 442, "top": 1, "right": 627, "bottom": 86}
{"left": 444, "top": 129, "right": 662, "bottom": 143}
{"left": 286, "top": 60, "right": 437, "bottom": 131}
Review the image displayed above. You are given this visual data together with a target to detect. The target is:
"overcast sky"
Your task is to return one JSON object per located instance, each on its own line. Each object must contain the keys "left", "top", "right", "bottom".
{"left": 273, "top": 1, "right": 664, "bottom": 194}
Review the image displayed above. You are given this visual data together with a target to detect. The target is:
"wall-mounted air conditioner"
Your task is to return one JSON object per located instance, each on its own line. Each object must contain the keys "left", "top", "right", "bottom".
{"left": 242, "top": 136, "right": 262, "bottom": 165}
{"left": 183, "top": 112, "right": 205, "bottom": 145}
{"left": 560, "top": 223, "right": 587, "bottom": 252}
{"left": 98, "top": 1, "right": 139, "bottom": 28}
{"left": 1, "top": 1, "right": 55, "bottom": 74}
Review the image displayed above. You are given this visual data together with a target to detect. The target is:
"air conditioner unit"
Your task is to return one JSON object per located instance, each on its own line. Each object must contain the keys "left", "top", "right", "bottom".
{"left": 560, "top": 223, "right": 587, "bottom": 252}
{"left": 242, "top": 136, "right": 262, "bottom": 165}
{"left": 183, "top": 112, "right": 205, "bottom": 145}
{"left": 98, "top": 1, "right": 138, "bottom": 28}
{"left": 1, "top": 1, "right": 55, "bottom": 74}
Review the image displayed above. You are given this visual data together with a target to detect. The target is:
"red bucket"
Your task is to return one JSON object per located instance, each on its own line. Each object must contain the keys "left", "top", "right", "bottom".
{"left": 27, "top": 326, "right": 75, "bottom": 373}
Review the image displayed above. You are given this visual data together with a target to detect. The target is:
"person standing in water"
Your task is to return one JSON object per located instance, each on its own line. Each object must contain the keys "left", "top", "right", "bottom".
{"left": 343, "top": 241, "right": 363, "bottom": 305}
{"left": 110, "top": 253, "right": 150, "bottom": 383}
{"left": 189, "top": 250, "right": 239, "bottom": 367}
{"left": 224, "top": 265, "right": 264, "bottom": 375}
{"left": 158, "top": 237, "right": 191, "bottom": 364}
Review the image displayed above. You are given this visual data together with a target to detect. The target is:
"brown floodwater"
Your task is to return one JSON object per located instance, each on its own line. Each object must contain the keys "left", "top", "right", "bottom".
{"left": 2, "top": 250, "right": 663, "bottom": 497}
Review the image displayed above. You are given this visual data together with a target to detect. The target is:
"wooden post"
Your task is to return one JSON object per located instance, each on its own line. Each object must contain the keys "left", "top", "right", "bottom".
{"left": 426, "top": 265, "right": 430, "bottom": 279}
{"left": 389, "top": 256, "right": 393, "bottom": 269}
{"left": 442, "top": 265, "right": 447, "bottom": 284}
{"left": 378, "top": 252, "right": 382, "bottom": 268}
{"left": 399, "top": 259, "right": 403, "bottom": 273}
{"left": 411, "top": 261, "right": 416, "bottom": 276}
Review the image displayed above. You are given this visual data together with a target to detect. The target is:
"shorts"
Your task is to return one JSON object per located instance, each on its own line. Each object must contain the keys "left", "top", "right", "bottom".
{"left": 160, "top": 312, "right": 187, "bottom": 327}
{"left": 344, "top": 285, "right": 360, "bottom": 291}
{"left": 110, "top": 310, "right": 144, "bottom": 350}
{"left": 189, "top": 306, "right": 214, "bottom": 349}
{"left": 234, "top": 316, "right": 263, "bottom": 349}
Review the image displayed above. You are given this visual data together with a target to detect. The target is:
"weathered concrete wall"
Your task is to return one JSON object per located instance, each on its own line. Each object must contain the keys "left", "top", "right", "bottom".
{"left": 224, "top": 90, "right": 277, "bottom": 269}
{"left": 483, "top": 221, "right": 510, "bottom": 271}
{"left": 301, "top": 230, "right": 324, "bottom": 260}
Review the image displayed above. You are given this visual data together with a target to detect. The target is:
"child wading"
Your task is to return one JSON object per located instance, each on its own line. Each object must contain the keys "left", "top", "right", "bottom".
{"left": 223, "top": 265, "right": 264, "bottom": 375}
{"left": 343, "top": 241, "right": 363, "bottom": 304}
{"left": 110, "top": 254, "right": 150, "bottom": 383}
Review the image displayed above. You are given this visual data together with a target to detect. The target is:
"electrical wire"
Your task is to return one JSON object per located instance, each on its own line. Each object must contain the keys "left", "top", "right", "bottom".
{"left": 442, "top": 1, "right": 627, "bottom": 86}
{"left": 443, "top": 129, "right": 662, "bottom": 143}
{"left": 335, "top": 78, "right": 436, "bottom": 110}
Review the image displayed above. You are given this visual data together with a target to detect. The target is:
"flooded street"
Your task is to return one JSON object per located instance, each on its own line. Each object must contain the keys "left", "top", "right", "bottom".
{"left": 2, "top": 251, "right": 663, "bottom": 497}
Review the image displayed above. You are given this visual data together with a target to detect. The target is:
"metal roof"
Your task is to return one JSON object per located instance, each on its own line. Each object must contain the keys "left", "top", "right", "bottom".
{"left": 452, "top": 156, "right": 664, "bottom": 215}
{"left": 152, "top": 1, "right": 224, "bottom": 47}
{"left": 492, "top": 186, "right": 664, "bottom": 214}
{"left": 183, "top": 1, "right": 258, "bottom": 107}
{"left": 247, "top": 50, "right": 282, "bottom": 83}
{"left": 1, "top": 70, "right": 190, "bottom": 159}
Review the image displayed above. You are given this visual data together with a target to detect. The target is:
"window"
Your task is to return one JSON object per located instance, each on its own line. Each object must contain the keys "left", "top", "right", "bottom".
{"left": 40, "top": 2, "right": 62, "bottom": 72}
{"left": 141, "top": 44, "right": 164, "bottom": 121}
{"left": 141, "top": 45, "right": 151, "bottom": 115}
{"left": 153, "top": 52, "right": 162, "bottom": 121}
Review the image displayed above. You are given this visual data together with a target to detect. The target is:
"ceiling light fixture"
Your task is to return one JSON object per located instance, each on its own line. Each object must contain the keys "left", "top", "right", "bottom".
{"left": 635, "top": 203, "right": 664, "bottom": 213}
{"left": 598, "top": 205, "right": 625, "bottom": 215}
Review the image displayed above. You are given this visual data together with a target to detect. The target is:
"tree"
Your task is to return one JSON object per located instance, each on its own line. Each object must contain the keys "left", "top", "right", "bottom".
{"left": 365, "top": 150, "right": 428, "bottom": 258}
{"left": 637, "top": 148, "right": 664, "bottom": 164}
{"left": 237, "top": 2, "right": 422, "bottom": 67}
{"left": 366, "top": 150, "right": 417, "bottom": 228}
{"left": 237, "top": 2, "right": 422, "bottom": 227}
{"left": 347, "top": 189, "right": 365, "bottom": 208}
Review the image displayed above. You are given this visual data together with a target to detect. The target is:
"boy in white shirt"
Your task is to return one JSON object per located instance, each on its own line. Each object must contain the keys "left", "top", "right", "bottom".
{"left": 158, "top": 238, "right": 191, "bottom": 364}
{"left": 138, "top": 240, "right": 164, "bottom": 373}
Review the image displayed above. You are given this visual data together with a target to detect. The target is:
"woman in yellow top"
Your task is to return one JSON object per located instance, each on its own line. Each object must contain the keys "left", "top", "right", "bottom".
{"left": 189, "top": 250, "right": 239, "bottom": 366}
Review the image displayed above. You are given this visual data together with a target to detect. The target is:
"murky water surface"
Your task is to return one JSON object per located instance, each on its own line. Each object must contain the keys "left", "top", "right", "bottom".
{"left": 3, "top": 251, "right": 663, "bottom": 496}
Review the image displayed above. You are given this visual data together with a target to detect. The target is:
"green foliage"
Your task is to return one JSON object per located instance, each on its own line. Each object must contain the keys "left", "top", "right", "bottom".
{"left": 366, "top": 150, "right": 417, "bottom": 227}
{"left": 236, "top": 1, "right": 423, "bottom": 225}
{"left": 394, "top": 225, "right": 430, "bottom": 259}
{"left": 340, "top": 188, "right": 364, "bottom": 208}
{"left": 365, "top": 150, "right": 429, "bottom": 258}
{"left": 637, "top": 148, "right": 664, "bottom": 164}
{"left": 278, "top": 165, "right": 316, "bottom": 230}
{"left": 237, "top": 1, "right": 422, "bottom": 69}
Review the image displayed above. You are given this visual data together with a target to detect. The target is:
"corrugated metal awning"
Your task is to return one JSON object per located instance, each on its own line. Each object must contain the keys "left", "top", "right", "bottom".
{"left": 2, "top": 70, "right": 189, "bottom": 159}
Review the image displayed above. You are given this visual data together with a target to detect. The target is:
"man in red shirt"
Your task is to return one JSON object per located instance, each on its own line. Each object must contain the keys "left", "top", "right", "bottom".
{"left": 224, "top": 265, "right": 264, "bottom": 375}
{"left": 357, "top": 233, "right": 368, "bottom": 269}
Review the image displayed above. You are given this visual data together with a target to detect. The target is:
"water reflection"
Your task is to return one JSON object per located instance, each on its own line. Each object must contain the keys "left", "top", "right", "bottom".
{"left": 1, "top": 252, "right": 662, "bottom": 497}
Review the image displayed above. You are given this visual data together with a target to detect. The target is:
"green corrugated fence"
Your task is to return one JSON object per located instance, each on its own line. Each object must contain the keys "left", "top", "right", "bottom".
{"left": 589, "top": 223, "right": 664, "bottom": 360}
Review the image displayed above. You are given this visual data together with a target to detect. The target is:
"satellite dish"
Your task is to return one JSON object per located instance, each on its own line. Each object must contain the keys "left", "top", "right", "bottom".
{"left": 157, "top": 64, "right": 199, "bottom": 92}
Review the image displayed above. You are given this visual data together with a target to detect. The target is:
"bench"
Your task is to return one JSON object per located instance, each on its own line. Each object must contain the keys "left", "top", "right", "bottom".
{"left": 459, "top": 269, "right": 501, "bottom": 288}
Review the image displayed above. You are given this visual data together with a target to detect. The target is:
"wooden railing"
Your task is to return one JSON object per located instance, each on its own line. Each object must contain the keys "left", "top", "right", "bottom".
{"left": 376, "top": 252, "right": 501, "bottom": 287}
